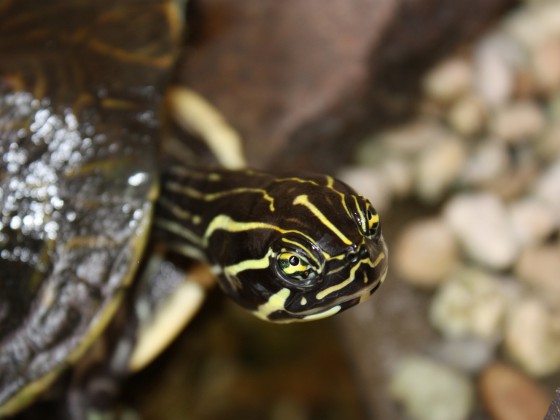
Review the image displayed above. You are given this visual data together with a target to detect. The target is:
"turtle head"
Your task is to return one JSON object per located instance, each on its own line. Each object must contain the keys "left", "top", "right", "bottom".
{"left": 211, "top": 175, "right": 388, "bottom": 323}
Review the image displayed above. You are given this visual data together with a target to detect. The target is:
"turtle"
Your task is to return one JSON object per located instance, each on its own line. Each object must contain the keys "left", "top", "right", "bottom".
{"left": 0, "top": 0, "right": 388, "bottom": 416}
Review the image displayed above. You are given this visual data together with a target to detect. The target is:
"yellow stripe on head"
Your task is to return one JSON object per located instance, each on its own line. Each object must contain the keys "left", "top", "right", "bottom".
{"left": 253, "top": 288, "right": 291, "bottom": 321}
{"left": 224, "top": 248, "right": 274, "bottom": 277}
{"left": 292, "top": 195, "right": 352, "bottom": 246}
{"left": 202, "top": 214, "right": 316, "bottom": 246}
{"left": 315, "top": 251, "right": 385, "bottom": 300}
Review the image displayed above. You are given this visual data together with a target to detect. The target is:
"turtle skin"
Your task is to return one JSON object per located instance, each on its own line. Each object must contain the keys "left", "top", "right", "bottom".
{"left": 0, "top": 0, "right": 183, "bottom": 414}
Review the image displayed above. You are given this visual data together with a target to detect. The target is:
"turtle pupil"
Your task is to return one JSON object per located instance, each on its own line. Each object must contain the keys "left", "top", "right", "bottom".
{"left": 289, "top": 256, "right": 299, "bottom": 266}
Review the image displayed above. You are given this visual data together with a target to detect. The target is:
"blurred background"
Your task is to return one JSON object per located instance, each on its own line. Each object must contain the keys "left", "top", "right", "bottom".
{"left": 13, "top": 0, "right": 560, "bottom": 418}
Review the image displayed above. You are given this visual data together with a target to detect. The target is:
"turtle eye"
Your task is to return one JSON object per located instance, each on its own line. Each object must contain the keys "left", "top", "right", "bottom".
{"left": 354, "top": 198, "right": 380, "bottom": 239}
{"left": 365, "top": 204, "right": 380, "bottom": 238}
{"left": 277, "top": 251, "right": 318, "bottom": 282}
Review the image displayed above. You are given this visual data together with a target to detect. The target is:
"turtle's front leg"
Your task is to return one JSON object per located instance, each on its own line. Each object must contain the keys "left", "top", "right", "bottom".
{"left": 66, "top": 247, "right": 214, "bottom": 420}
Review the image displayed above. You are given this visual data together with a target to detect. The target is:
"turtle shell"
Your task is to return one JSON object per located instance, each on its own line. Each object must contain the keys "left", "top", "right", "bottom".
{"left": 0, "top": 0, "right": 183, "bottom": 414}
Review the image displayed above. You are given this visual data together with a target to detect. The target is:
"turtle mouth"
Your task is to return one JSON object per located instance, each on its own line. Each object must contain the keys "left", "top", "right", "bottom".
{"left": 298, "top": 276, "right": 385, "bottom": 319}
{"left": 250, "top": 230, "right": 388, "bottom": 323}
{"left": 255, "top": 241, "right": 388, "bottom": 323}
{"left": 264, "top": 271, "right": 387, "bottom": 323}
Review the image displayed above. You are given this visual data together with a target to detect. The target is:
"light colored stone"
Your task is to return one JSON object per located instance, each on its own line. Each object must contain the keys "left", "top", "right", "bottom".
{"left": 505, "top": 297, "right": 560, "bottom": 377}
{"left": 376, "top": 119, "right": 450, "bottom": 157}
{"left": 430, "top": 336, "right": 496, "bottom": 373}
{"left": 430, "top": 267, "right": 515, "bottom": 340}
{"left": 389, "top": 356, "right": 474, "bottom": 420}
{"left": 474, "top": 33, "right": 523, "bottom": 107}
{"left": 484, "top": 159, "right": 539, "bottom": 201}
{"left": 394, "top": 218, "right": 459, "bottom": 288}
{"left": 380, "top": 157, "right": 413, "bottom": 199}
{"left": 515, "top": 244, "right": 560, "bottom": 303}
{"left": 415, "top": 136, "right": 467, "bottom": 203}
{"left": 337, "top": 167, "right": 392, "bottom": 213}
{"left": 535, "top": 159, "right": 560, "bottom": 214}
{"left": 504, "top": 0, "right": 560, "bottom": 49}
{"left": 480, "top": 362, "right": 551, "bottom": 420}
{"left": 460, "top": 141, "right": 510, "bottom": 188}
{"left": 423, "top": 57, "right": 473, "bottom": 103}
{"left": 447, "top": 95, "right": 486, "bottom": 137}
{"left": 509, "top": 198, "right": 558, "bottom": 247}
{"left": 490, "top": 101, "right": 546, "bottom": 143}
{"left": 532, "top": 38, "right": 560, "bottom": 91}
{"left": 444, "top": 193, "right": 519, "bottom": 270}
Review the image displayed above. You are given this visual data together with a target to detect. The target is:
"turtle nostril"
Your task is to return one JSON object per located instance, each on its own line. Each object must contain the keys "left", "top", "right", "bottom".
{"left": 347, "top": 246, "right": 369, "bottom": 263}
{"left": 359, "top": 246, "right": 369, "bottom": 259}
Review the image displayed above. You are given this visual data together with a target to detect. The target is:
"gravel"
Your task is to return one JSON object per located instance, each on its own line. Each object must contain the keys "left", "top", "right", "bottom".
{"left": 339, "top": 0, "right": 560, "bottom": 416}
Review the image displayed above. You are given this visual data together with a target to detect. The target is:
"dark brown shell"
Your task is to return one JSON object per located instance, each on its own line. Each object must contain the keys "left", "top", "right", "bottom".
{"left": 0, "top": 0, "right": 183, "bottom": 414}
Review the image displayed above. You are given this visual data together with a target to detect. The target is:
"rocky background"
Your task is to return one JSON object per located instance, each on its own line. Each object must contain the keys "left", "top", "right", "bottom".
{"left": 337, "top": 1, "right": 560, "bottom": 419}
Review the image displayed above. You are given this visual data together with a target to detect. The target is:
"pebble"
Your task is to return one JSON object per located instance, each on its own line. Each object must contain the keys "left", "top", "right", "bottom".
{"left": 459, "top": 141, "right": 510, "bottom": 188}
{"left": 531, "top": 38, "right": 560, "bottom": 91}
{"left": 447, "top": 95, "right": 486, "bottom": 137}
{"left": 415, "top": 136, "right": 467, "bottom": 203}
{"left": 509, "top": 198, "right": 558, "bottom": 247}
{"left": 379, "top": 157, "right": 413, "bottom": 199}
{"left": 337, "top": 167, "right": 392, "bottom": 213}
{"left": 444, "top": 193, "right": 519, "bottom": 270}
{"left": 535, "top": 159, "right": 560, "bottom": 214}
{"left": 474, "top": 33, "right": 522, "bottom": 107}
{"left": 490, "top": 101, "right": 546, "bottom": 143}
{"left": 389, "top": 356, "right": 474, "bottom": 420}
{"left": 504, "top": 297, "right": 560, "bottom": 377}
{"left": 376, "top": 120, "right": 449, "bottom": 157}
{"left": 349, "top": 0, "right": 560, "bottom": 413}
{"left": 479, "top": 362, "right": 551, "bottom": 420}
{"left": 515, "top": 244, "right": 560, "bottom": 303}
{"left": 483, "top": 158, "right": 539, "bottom": 201}
{"left": 394, "top": 218, "right": 459, "bottom": 288}
{"left": 429, "top": 336, "right": 496, "bottom": 373}
{"left": 423, "top": 57, "right": 473, "bottom": 103}
{"left": 430, "top": 267, "right": 514, "bottom": 340}
{"left": 504, "top": 0, "right": 560, "bottom": 49}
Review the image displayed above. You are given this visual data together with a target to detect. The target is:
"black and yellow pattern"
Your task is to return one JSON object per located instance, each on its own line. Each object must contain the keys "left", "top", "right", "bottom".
{"left": 157, "top": 166, "right": 388, "bottom": 322}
